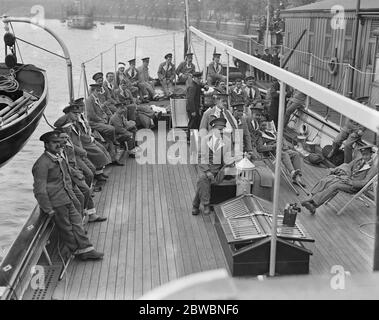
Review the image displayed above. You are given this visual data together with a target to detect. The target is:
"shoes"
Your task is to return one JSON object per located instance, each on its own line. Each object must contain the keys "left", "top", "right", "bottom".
{"left": 192, "top": 206, "right": 200, "bottom": 216}
{"left": 93, "top": 185, "right": 102, "bottom": 192}
{"left": 301, "top": 200, "right": 316, "bottom": 215}
{"left": 291, "top": 169, "right": 301, "bottom": 181}
{"left": 77, "top": 250, "right": 104, "bottom": 261}
{"left": 293, "top": 176, "right": 306, "bottom": 188}
{"left": 88, "top": 214, "right": 107, "bottom": 223}
{"left": 95, "top": 174, "right": 107, "bottom": 182}
{"left": 112, "top": 160, "right": 125, "bottom": 166}
{"left": 203, "top": 205, "right": 211, "bottom": 215}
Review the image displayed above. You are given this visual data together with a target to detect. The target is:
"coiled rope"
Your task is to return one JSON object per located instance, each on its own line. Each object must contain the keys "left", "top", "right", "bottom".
{"left": 0, "top": 70, "right": 19, "bottom": 92}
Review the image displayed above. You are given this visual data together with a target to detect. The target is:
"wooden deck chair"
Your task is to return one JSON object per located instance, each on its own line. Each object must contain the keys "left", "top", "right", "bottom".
{"left": 170, "top": 97, "right": 189, "bottom": 138}
{"left": 336, "top": 176, "right": 377, "bottom": 216}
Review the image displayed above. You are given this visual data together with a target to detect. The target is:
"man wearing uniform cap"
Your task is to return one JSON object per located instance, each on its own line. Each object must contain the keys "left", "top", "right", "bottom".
{"left": 176, "top": 52, "right": 196, "bottom": 84}
{"left": 93, "top": 72, "right": 117, "bottom": 113}
{"left": 192, "top": 117, "right": 243, "bottom": 215}
{"left": 302, "top": 144, "right": 378, "bottom": 215}
{"left": 125, "top": 58, "right": 139, "bottom": 88}
{"left": 54, "top": 114, "right": 97, "bottom": 187}
{"left": 85, "top": 83, "right": 122, "bottom": 165}
{"left": 103, "top": 72, "right": 118, "bottom": 102}
{"left": 327, "top": 99, "right": 368, "bottom": 163}
{"left": 66, "top": 101, "right": 112, "bottom": 184}
{"left": 186, "top": 71, "right": 205, "bottom": 136}
{"left": 137, "top": 57, "right": 160, "bottom": 101}
{"left": 157, "top": 53, "right": 176, "bottom": 98}
{"left": 110, "top": 103, "right": 139, "bottom": 157}
{"left": 32, "top": 131, "right": 104, "bottom": 260}
{"left": 207, "top": 51, "right": 226, "bottom": 86}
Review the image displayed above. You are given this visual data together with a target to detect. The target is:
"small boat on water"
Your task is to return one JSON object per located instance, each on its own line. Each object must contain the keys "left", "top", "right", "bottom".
{"left": 67, "top": 15, "right": 94, "bottom": 30}
{"left": 114, "top": 25, "right": 125, "bottom": 30}
{"left": 0, "top": 63, "right": 47, "bottom": 168}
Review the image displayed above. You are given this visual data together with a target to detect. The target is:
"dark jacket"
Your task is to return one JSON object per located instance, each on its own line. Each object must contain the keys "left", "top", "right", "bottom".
{"left": 186, "top": 80, "right": 203, "bottom": 114}
{"left": 32, "top": 152, "right": 76, "bottom": 213}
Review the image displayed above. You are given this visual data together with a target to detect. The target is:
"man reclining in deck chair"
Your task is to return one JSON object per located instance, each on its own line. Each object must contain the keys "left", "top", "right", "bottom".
{"left": 301, "top": 145, "right": 378, "bottom": 215}
{"left": 255, "top": 120, "right": 306, "bottom": 188}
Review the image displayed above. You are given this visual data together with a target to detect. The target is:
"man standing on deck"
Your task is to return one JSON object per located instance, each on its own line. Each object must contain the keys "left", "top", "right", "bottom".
{"left": 137, "top": 57, "right": 160, "bottom": 101}
{"left": 186, "top": 71, "right": 205, "bottom": 137}
{"left": 32, "top": 131, "right": 104, "bottom": 260}
{"left": 261, "top": 48, "right": 273, "bottom": 82}
{"left": 176, "top": 52, "right": 196, "bottom": 84}
{"left": 253, "top": 48, "right": 263, "bottom": 81}
{"left": 157, "top": 53, "right": 176, "bottom": 98}
{"left": 301, "top": 145, "right": 378, "bottom": 215}
{"left": 192, "top": 118, "right": 243, "bottom": 215}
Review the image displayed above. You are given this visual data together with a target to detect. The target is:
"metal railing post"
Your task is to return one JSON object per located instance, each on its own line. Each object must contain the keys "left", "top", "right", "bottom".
{"left": 100, "top": 52, "right": 103, "bottom": 74}
{"left": 134, "top": 36, "right": 137, "bottom": 59}
{"left": 114, "top": 44, "right": 117, "bottom": 73}
{"left": 269, "top": 80, "right": 287, "bottom": 277}
{"left": 203, "top": 40, "right": 207, "bottom": 82}
{"left": 305, "top": 53, "right": 313, "bottom": 110}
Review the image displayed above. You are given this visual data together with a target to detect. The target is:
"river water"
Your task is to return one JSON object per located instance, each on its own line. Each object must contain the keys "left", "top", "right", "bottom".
{"left": 0, "top": 19, "right": 191, "bottom": 260}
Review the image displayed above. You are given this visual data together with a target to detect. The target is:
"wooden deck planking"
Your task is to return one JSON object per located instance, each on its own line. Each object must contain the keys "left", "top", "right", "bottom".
{"left": 124, "top": 160, "right": 137, "bottom": 299}
{"left": 60, "top": 145, "right": 376, "bottom": 299}
{"left": 147, "top": 165, "right": 162, "bottom": 291}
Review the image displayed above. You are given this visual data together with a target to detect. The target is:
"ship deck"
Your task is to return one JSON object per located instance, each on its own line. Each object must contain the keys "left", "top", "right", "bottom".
{"left": 53, "top": 140, "right": 376, "bottom": 300}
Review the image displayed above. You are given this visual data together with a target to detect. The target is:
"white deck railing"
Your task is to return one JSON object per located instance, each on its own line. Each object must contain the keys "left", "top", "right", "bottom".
{"left": 190, "top": 26, "right": 379, "bottom": 276}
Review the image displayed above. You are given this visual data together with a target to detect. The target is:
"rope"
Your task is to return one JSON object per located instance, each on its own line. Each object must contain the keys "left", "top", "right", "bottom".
{"left": 15, "top": 37, "right": 66, "bottom": 60}
{"left": 0, "top": 69, "right": 19, "bottom": 92}
{"left": 43, "top": 113, "right": 56, "bottom": 129}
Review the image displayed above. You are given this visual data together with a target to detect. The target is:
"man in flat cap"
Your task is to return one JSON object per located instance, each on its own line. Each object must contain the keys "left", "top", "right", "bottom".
{"left": 207, "top": 52, "right": 226, "bottom": 86}
{"left": 157, "top": 53, "right": 176, "bottom": 98}
{"left": 176, "top": 52, "right": 196, "bottom": 84}
{"left": 246, "top": 102, "right": 265, "bottom": 151}
{"left": 261, "top": 48, "right": 272, "bottom": 82}
{"left": 192, "top": 117, "right": 243, "bottom": 215}
{"left": 137, "top": 57, "right": 160, "bottom": 101}
{"left": 302, "top": 145, "right": 378, "bottom": 215}
{"left": 32, "top": 131, "right": 104, "bottom": 260}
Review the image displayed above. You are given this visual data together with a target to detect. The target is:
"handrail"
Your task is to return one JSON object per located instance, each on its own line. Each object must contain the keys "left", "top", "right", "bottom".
{"left": 190, "top": 26, "right": 379, "bottom": 133}
{"left": 2, "top": 17, "right": 74, "bottom": 103}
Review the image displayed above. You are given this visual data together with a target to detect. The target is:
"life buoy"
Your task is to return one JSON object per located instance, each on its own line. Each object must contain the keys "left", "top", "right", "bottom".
{"left": 328, "top": 57, "right": 338, "bottom": 76}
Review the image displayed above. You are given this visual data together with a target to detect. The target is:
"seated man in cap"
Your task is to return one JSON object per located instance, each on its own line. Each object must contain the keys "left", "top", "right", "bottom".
{"left": 137, "top": 57, "right": 160, "bottom": 101}
{"left": 86, "top": 84, "right": 123, "bottom": 166}
{"left": 192, "top": 117, "right": 243, "bottom": 215}
{"left": 58, "top": 131, "right": 107, "bottom": 223}
{"left": 32, "top": 131, "right": 103, "bottom": 260}
{"left": 157, "top": 53, "right": 176, "bottom": 98}
{"left": 176, "top": 52, "right": 196, "bottom": 84}
{"left": 207, "top": 52, "right": 226, "bottom": 86}
{"left": 214, "top": 79, "right": 227, "bottom": 94}
{"left": 327, "top": 102, "right": 367, "bottom": 164}
{"left": 243, "top": 75, "right": 262, "bottom": 107}
{"left": 125, "top": 58, "right": 139, "bottom": 90}
{"left": 110, "top": 103, "right": 139, "bottom": 157}
{"left": 256, "top": 120, "right": 306, "bottom": 187}
{"left": 302, "top": 145, "right": 378, "bottom": 215}
{"left": 68, "top": 101, "right": 112, "bottom": 184}
{"left": 54, "top": 112, "right": 97, "bottom": 187}
{"left": 93, "top": 72, "right": 117, "bottom": 113}
{"left": 114, "top": 80, "right": 138, "bottom": 119}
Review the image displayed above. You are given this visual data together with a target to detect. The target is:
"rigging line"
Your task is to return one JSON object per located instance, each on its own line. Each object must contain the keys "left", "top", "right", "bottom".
{"left": 77, "top": 67, "right": 83, "bottom": 98}
{"left": 348, "top": 64, "right": 378, "bottom": 75}
{"left": 14, "top": 37, "right": 66, "bottom": 60}
{"left": 43, "top": 113, "right": 56, "bottom": 129}
{"left": 359, "top": 223, "right": 375, "bottom": 239}
{"left": 10, "top": 22, "right": 24, "bottom": 64}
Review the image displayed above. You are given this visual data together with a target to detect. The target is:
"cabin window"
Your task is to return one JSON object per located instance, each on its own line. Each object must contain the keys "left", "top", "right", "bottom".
{"left": 308, "top": 34, "right": 314, "bottom": 53}
{"left": 345, "top": 20, "right": 353, "bottom": 36}
{"left": 374, "top": 57, "right": 379, "bottom": 82}
{"left": 343, "top": 39, "right": 352, "bottom": 63}
{"left": 367, "top": 42, "right": 375, "bottom": 67}
{"left": 309, "top": 18, "right": 315, "bottom": 32}
{"left": 324, "top": 36, "right": 332, "bottom": 58}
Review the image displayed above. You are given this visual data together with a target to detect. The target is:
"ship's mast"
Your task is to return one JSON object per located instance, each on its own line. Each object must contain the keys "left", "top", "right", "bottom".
{"left": 184, "top": 0, "right": 190, "bottom": 56}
